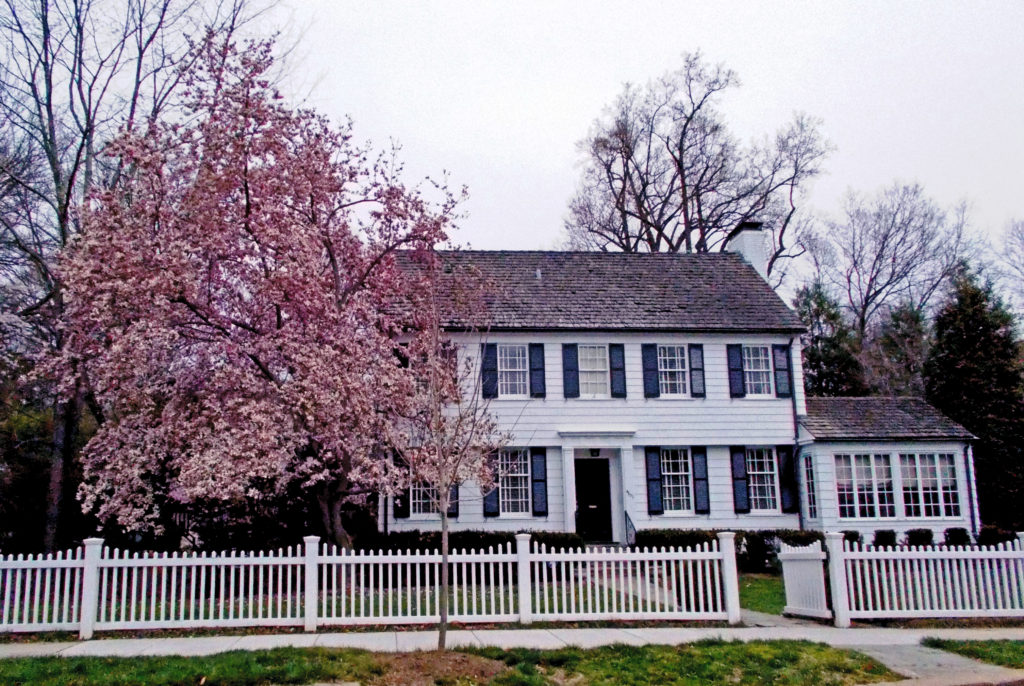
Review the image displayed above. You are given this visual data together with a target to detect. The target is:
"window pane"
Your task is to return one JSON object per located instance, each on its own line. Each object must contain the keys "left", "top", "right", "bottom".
{"left": 875, "top": 455, "right": 896, "bottom": 518}
{"left": 939, "top": 454, "right": 961, "bottom": 516}
{"left": 497, "top": 344, "right": 528, "bottom": 397}
{"left": 901, "top": 454, "right": 921, "bottom": 517}
{"left": 660, "top": 448, "right": 692, "bottom": 512}
{"left": 411, "top": 482, "right": 438, "bottom": 515}
{"left": 499, "top": 448, "right": 530, "bottom": 514}
{"left": 804, "top": 455, "right": 818, "bottom": 519}
{"left": 657, "top": 345, "right": 688, "bottom": 395}
{"left": 835, "top": 455, "right": 856, "bottom": 518}
{"left": 746, "top": 447, "right": 778, "bottom": 511}
{"left": 742, "top": 345, "right": 773, "bottom": 395}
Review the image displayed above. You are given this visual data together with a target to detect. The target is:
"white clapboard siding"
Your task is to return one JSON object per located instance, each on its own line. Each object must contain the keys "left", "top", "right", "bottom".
{"left": 0, "top": 547, "right": 84, "bottom": 631}
{"left": 836, "top": 537, "right": 1024, "bottom": 620}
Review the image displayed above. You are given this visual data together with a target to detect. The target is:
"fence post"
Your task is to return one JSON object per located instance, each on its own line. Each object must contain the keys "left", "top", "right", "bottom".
{"left": 1017, "top": 532, "right": 1024, "bottom": 550}
{"left": 824, "top": 532, "right": 851, "bottom": 628}
{"left": 717, "top": 532, "right": 741, "bottom": 624}
{"left": 303, "top": 535, "right": 320, "bottom": 632}
{"left": 515, "top": 533, "right": 532, "bottom": 625}
{"left": 78, "top": 538, "right": 104, "bottom": 640}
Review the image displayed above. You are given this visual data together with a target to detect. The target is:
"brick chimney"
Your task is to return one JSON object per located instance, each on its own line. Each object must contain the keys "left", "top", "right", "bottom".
{"left": 726, "top": 221, "right": 768, "bottom": 280}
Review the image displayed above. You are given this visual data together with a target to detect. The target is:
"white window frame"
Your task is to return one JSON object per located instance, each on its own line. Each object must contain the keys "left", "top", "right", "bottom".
{"left": 410, "top": 481, "right": 439, "bottom": 517}
{"left": 497, "top": 344, "right": 529, "bottom": 398}
{"left": 746, "top": 447, "right": 780, "bottom": 513}
{"left": 833, "top": 453, "right": 896, "bottom": 520}
{"left": 498, "top": 448, "right": 531, "bottom": 516}
{"left": 900, "top": 453, "right": 961, "bottom": 519}
{"left": 577, "top": 344, "right": 610, "bottom": 398}
{"left": 742, "top": 345, "right": 774, "bottom": 397}
{"left": 657, "top": 345, "right": 688, "bottom": 397}
{"left": 803, "top": 454, "right": 818, "bottom": 520}
{"left": 660, "top": 447, "right": 694, "bottom": 514}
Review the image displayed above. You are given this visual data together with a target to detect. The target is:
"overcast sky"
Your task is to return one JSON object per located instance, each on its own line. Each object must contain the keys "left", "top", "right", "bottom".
{"left": 270, "top": 1, "right": 1024, "bottom": 252}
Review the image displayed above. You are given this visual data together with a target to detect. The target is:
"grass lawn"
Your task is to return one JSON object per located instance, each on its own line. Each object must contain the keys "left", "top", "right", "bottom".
{"left": 0, "top": 640, "right": 897, "bottom": 686}
{"left": 922, "top": 639, "right": 1024, "bottom": 669}
{"left": 738, "top": 573, "right": 785, "bottom": 615}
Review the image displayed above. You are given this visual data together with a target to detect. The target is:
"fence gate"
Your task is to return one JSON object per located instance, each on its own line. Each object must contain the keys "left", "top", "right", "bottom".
{"left": 778, "top": 540, "right": 831, "bottom": 619}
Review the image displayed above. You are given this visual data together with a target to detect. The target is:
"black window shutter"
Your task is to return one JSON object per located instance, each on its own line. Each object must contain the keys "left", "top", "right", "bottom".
{"left": 447, "top": 484, "right": 459, "bottom": 518}
{"left": 483, "top": 485, "right": 500, "bottom": 517}
{"left": 692, "top": 446, "right": 710, "bottom": 514}
{"left": 688, "top": 344, "right": 706, "bottom": 398}
{"left": 530, "top": 447, "right": 548, "bottom": 516}
{"left": 645, "top": 446, "right": 664, "bottom": 515}
{"left": 393, "top": 452, "right": 410, "bottom": 519}
{"left": 641, "top": 344, "right": 660, "bottom": 398}
{"left": 481, "top": 343, "right": 498, "bottom": 399}
{"left": 727, "top": 344, "right": 746, "bottom": 398}
{"left": 731, "top": 446, "right": 750, "bottom": 514}
{"left": 609, "top": 343, "right": 627, "bottom": 398}
{"left": 529, "top": 343, "right": 546, "bottom": 398}
{"left": 777, "top": 445, "right": 798, "bottom": 513}
{"left": 562, "top": 344, "right": 579, "bottom": 398}
{"left": 772, "top": 344, "right": 793, "bottom": 398}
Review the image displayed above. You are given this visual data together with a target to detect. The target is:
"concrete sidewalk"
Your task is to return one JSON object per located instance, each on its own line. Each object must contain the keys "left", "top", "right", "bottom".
{"left": 2, "top": 625, "right": 1024, "bottom": 685}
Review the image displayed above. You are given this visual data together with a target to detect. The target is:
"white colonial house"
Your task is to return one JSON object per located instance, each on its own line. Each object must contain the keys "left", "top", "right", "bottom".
{"left": 383, "top": 225, "right": 979, "bottom": 543}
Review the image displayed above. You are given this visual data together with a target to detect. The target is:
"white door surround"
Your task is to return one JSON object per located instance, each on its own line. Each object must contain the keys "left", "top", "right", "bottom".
{"left": 558, "top": 429, "right": 635, "bottom": 544}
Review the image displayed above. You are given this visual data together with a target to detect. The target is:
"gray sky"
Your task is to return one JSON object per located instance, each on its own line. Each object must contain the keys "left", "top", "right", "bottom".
{"left": 273, "top": 1, "right": 1024, "bottom": 252}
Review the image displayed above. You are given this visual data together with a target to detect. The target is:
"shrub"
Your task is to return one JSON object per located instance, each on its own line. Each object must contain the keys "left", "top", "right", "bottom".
{"left": 532, "top": 531, "right": 585, "bottom": 551}
{"left": 872, "top": 530, "right": 897, "bottom": 548}
{"left": 634, "top": 528, "right": 717, "bottom": 551}
{"left": 841, "top": 530, "right": 862, "bottom": 545}
{"left": 977, "top": 526, "right": 1017, "bottom": 547}
{"left": 905, "top": 528, "right": 934, "bottom": 547}
{"left": 738, "top": 531, "right": 776, "bottom": 572}
{"left": 776, "top": 530, "right": 824, "bottom": 547}
{"left": 354, "top": 529, "right": 517, "bottom": 552}
{"left": 943, "top": 527, "right": 971, "bottom": 547}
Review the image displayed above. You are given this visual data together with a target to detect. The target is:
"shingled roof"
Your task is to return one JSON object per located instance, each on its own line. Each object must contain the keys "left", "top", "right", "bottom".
{"left": 800, "top": 397, "right": 974, "bottom": 441}
{"left": 398, "top": 250, "right": 804, "bottom": 333}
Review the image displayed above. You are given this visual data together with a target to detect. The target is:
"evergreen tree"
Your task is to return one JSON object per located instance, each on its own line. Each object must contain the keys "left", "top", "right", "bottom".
{"left": 794, "top": 281, "right": 867, "bottom": 396}
{"left": 861, "top": 304, "right": 930, "bottom": 396}
{"left": 924, "top": 267, "right": 1024, "bottom": 529}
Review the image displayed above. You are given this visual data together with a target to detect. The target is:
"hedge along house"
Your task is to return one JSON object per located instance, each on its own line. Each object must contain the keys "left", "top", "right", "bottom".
{"left": 798, "top": 397, "right": 978, "bottom": 539}
{"left": 384, "top": 225, "right": 979, "bottom": 543}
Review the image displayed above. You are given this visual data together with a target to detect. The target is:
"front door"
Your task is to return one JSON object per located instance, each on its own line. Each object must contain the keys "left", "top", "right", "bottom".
{"left": 574, "top": 458, "right": 612, "bottom": 542}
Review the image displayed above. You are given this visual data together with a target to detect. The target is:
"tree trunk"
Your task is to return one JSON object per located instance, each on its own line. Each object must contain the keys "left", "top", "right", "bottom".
{"left": 438, "top": 511, "right": 449, "bottom": 650}
{"left": 44, "top": 392, "right": 80, "bottom": 552}
{"left": 317, "top": 487, "right": 353, "bottom": 549}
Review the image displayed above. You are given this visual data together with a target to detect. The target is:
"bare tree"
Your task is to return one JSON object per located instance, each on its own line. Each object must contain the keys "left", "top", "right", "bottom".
{"left": 386, "top": 254, "right": 510, "bottom": 650}
{"left": 1001, "top": 219, "right": 1024, "bottom": 308}
{"left": 565, "top": 51, "right": 830, "bottom": 286}
{"left": 0, "top": 0, "right": 262, "bottom": 550}
{"left": 815, "top": 182, "right": 971, "bottom": 338}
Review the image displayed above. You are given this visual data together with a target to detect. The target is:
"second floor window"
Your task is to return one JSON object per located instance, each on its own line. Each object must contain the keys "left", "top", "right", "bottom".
{"left": 498, "top": 344, "right": 528, "bottom": 397}
{"left": 578, "top": 344, "right": 609, "bottom": 396}
{"left": 657, "top": 345, "right": 688, "bottom": 396}
{"left": 746, "top": 447, "right": 779, "bottom": 511}
{"left": 499, "top": 448, "right": 531, "bottom": 514}
{"left": 742, "top": 345, "right": 773, "bottom": 396}
{"left": 661, "top": 448, "right": 693, "bottom": 512}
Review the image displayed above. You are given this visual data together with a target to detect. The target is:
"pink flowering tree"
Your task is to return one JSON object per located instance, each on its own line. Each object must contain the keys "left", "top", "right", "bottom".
{"left": 58, "top": 36, "right": 458, "bottom": 547}
{"left": 386, "top": 253, "right": 510, "bottom": 649}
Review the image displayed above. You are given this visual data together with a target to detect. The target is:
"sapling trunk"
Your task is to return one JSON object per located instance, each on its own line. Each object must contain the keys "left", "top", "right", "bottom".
{"left": 438, "top": 510, "right": 449, "bottom": 650}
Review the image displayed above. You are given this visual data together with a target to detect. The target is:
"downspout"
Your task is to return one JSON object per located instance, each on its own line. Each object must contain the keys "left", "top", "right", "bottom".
{"left": 788, "top": 336, "right": 804, "bottom": 531}
{"left": 964, "top": 443, "right": 978, "bottom": 537}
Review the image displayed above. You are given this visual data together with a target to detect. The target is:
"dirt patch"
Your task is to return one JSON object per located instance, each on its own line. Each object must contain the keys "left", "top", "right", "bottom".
{"left": 372, "top": 651, "right": 506, "bottom": 686}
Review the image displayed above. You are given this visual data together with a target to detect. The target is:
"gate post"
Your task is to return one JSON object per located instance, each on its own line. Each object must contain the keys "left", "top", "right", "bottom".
{"left": 717, "top": 532, "right": 741, "bottom": 625}
{"left": 824, "top": 532, "right": 851, "bottom": 628}
{"left": 303, "top": 535, "right": 320, "bottom": 632}
{"left": 515, "top": 533, "right": 532, "bottom": 624}
{"left": 78, "top": 538, "right": 104, "bottom": 640}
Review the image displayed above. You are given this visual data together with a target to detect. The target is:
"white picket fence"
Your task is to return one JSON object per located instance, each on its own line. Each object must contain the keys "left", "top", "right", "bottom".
{"left": 1, "top": 532, "right": 741, "bottom": 638}
{"left": 825, "top": 532, "right": 1024, "bottom": 626}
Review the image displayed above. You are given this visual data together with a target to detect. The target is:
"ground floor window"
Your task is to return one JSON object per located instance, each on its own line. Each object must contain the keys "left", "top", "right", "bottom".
{"left": 499, "top": 448, "right": 531, "bottom": 514}
{"left": 746, "top": 447, "right": 779, "bottom": 511}
{"left": 660, "top": 448, "right": 692, "bottom": 512}
{"left": 803, "top": 454, "right": 818, "bottom": 520}
{"left": 834, "top": 454, "right": 896, "bottom": 519}
{"left": 901, "top": 453, "right": 960, "bottom": 518}
{"left": 410, "top": 482, "right": 438, "bottom": 515}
